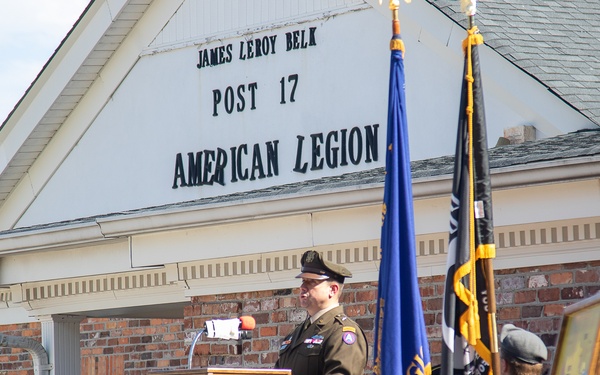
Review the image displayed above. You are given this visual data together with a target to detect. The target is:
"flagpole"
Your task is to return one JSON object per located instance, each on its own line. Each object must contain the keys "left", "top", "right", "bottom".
{"left": 461, "top": 0, "right": 475, "bottom": 29}
{"left": 373, "top": 2, "right": 431, "bottom": 375}
{"left": 462, "top": 1, "right": 501, "bottom": 373}
{"left": 390, "top": 1, "right": 401, "bottom": 41}
{"left": 466, "top": 16, "right": 501, "bottom": 375}
{"left": 484, "top": 259, "right": 500, "bottom": 375}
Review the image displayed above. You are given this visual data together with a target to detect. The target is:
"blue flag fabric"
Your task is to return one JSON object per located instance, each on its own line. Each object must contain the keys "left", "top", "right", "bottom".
{"left": 373, "top": 34, "right": 431, "bottom": 375}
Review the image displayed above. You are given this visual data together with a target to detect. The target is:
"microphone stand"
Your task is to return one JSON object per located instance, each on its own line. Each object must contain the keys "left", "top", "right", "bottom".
{"left": 188, "top": 328, "right": 206, "bottom": 370}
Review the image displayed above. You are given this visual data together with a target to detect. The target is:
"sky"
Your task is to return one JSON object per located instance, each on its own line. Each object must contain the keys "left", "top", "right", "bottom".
{"left": 0, "top": 0, "right": 89, "bottom": 123}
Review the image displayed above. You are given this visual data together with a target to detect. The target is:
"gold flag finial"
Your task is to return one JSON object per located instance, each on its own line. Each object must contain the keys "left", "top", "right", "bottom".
{"left": 382, "top": 0, "right": 410, "bottom": 7}
{"left": 388, "top": 0, "right": 409, "bottom": 53}
{"left": 389, "top": 0, "right": 405, "bottom": 53}
{"left": 461, "top": 0, "right": 476, "bottom": 29}
{"left": 461, "top": 0, "right": 476, "bottom": 16}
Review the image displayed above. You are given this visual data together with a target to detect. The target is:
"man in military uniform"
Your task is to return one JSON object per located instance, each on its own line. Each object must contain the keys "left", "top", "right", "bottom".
{"left": 500, "top": 324, "right": 547, "bottom": 375}
{"left": 275, "top": 250, "right": 368, "bottom": 375}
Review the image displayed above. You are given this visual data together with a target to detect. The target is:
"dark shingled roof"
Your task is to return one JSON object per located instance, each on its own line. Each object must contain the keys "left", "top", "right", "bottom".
{"left": 427, "top": 0, "right": 600, "bottom": 125}
{"left": 412, "top": 127, "right": 600, "bottom": 178}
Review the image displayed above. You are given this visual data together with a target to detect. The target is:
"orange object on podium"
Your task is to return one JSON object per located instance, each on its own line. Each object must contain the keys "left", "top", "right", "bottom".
{"left": 148, "top": 367, "right": 291, "bottom": 375}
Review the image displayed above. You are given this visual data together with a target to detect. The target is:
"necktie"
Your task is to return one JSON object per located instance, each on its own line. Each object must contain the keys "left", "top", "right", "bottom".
{"left": 302, "top": 318, "right": 311, "bottom": 331}
{"left": 293, "top": 318, "right": 311, "bottom": 345}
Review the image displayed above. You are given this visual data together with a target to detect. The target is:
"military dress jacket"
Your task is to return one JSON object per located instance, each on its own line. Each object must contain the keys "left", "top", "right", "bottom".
{"left": 275, "top": 306, "right": 368, "bottom": 375}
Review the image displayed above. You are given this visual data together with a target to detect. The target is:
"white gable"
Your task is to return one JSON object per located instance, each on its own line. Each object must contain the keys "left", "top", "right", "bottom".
{"left": 149, "top": 0, "right": 367, "bottom": 50}
{"left": 7, "top": 0, "right": 593, "bottom": 228}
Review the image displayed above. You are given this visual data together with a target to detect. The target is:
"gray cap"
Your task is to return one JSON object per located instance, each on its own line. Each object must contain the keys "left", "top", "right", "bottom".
{"left": 295, "top": 250, "right": 352, "bottom": 283}
{"left": 500, "top": 324, "right": 547, "bottom": 365}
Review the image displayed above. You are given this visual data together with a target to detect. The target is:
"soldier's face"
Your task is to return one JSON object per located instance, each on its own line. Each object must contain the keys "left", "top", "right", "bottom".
{"left": 299, "top": 278, "right": 334, "bottom": 316}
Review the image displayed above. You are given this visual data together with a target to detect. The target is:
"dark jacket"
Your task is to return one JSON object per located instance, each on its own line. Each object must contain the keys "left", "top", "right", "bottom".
{"left": 275, "top": 306, "right": 368, "bottom": 375}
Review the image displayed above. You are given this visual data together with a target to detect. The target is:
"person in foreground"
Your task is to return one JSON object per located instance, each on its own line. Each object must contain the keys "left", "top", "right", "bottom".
{"left": 275, "top": 250, "right": 368, "bottom": 375}
{"left": 500, "top": 324, "right": 548, "bottom": 375}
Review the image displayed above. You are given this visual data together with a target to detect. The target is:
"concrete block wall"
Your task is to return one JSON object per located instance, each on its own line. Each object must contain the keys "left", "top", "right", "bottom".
{"left": 0, "top": 260, "right": 598, "bottom": 374}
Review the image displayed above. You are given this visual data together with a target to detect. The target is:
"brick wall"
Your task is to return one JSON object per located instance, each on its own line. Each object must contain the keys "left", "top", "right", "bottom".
{"left": 0, "top": 323, "right": 40, "bottom": 374}
{"left": 422, "top": 260, "right": 600, "bottom": 371}
{"left": 0, "top": 260, "right": 598, "bottom": 374}
{"left": 80, "top": 318, "right": 186, "bottom": 373}
{"left": 184, "top": 285, "right": 380, "bottom": 370}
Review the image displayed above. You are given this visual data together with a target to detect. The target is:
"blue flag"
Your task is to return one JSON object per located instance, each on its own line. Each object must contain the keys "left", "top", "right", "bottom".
{"left": 373, "top": 10, "right": 431, "bottom": 375}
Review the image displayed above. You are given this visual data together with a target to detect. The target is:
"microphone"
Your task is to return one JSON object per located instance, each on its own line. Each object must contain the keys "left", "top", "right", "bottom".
{"left": 239, "top": 316, "right": 256, "bottom": 330}
{"left": 188, "top": 316, "right": 255, "bottom": 369}
{"left": 204, "top": 316, "right": 256, "bottom": 340}
{"left": 239, "top": 316, "right": 255, "bottom": 340}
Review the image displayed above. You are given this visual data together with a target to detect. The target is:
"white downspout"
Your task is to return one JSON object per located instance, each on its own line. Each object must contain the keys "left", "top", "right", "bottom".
{"left": 0, "top": 334, "right": 52, "bottom": 374}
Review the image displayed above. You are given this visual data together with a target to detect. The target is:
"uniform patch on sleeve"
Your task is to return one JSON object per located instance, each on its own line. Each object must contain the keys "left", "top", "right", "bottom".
{"left": 342, "top": 326, "right": 356, "bottom": 333}
{"left": 342, "top": 331, "right": 357, "bottom": 345}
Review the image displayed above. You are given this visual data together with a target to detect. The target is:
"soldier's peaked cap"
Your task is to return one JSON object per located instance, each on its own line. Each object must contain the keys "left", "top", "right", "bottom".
{"left": 296, "top": 250, "right": 352, "bottom": 283}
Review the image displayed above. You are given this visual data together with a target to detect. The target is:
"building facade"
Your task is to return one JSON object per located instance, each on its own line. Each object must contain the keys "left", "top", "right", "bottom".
{"left": 0, "top": 0, "right": 599, "bottom": 374}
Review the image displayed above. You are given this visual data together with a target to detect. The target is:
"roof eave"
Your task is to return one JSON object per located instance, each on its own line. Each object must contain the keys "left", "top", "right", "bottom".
{"left": 0, "top": 0, "right": 153, "bottom": 209}
{"left": 0, "top": 155, "right": 598, "bottom": 255}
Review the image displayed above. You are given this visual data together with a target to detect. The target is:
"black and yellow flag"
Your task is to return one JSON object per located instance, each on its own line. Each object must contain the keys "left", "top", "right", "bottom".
{"left": 441, "top": 26, "right": 499, "bottom": 375}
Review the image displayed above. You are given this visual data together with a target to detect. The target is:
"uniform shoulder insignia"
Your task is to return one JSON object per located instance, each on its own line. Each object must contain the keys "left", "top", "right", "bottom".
{"left": 341, "top": 330, "right": 357, "bottom": 345}
{"left": 334, "top": 314, "right": 349, "bottom": 324}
